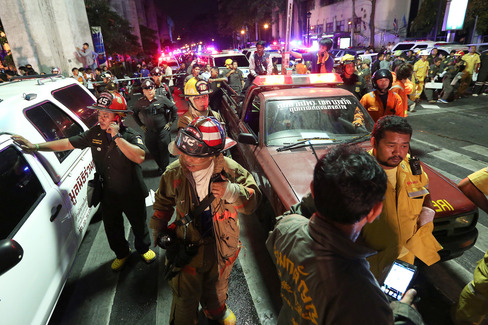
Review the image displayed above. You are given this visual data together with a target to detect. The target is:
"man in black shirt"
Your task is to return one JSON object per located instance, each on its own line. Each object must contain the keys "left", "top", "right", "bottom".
{"left": 132, "top": 79, "right": 178, "bottom": 174}
{"left": 12, "top": 92, "right": 156, "bottom": 271}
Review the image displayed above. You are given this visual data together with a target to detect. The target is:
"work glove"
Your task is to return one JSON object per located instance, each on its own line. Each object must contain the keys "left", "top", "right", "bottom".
{"left": 149, "top": 215, "right": 168, "bottom": 247}
{"left": 418, "top": 206, "right": 435, "bottom": 227}
{"left": 164, "top": 122, "right": 172, "bottom": 131}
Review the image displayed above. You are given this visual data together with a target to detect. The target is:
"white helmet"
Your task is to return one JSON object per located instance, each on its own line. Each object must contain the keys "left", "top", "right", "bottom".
{"left": 418, "top": 50, "right": 430, "bottom": 56}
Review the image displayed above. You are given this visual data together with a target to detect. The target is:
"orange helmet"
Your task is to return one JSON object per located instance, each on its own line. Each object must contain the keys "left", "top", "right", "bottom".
{"left": 88, "top": 92, "right": 132, "bottom": 115}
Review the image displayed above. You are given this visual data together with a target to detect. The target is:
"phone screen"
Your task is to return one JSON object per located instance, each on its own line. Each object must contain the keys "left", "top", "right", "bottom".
{"left": 380, "top": 260, "right": 417, "bottom": 301}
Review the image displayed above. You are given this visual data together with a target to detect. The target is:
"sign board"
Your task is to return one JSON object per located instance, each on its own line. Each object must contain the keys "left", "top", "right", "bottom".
{"left": 442, "top": 0, "right": 469, "bottom": 31}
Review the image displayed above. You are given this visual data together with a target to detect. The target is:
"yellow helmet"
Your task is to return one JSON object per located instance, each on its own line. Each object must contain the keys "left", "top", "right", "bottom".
{"left": 184, "top": 78, "right": 212, "bottom": 97}
{"left": 341, "top": 54, "right": 356, "bottom": 64}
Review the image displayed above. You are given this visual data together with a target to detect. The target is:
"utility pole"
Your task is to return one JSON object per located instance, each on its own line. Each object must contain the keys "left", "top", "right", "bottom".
{"left": 282, "top": 0, "right": 293, "bottom": 74}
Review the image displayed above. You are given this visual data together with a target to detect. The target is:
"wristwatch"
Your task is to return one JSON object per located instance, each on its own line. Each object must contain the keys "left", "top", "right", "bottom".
{"left": 112, "top": 133, "right": 122, "bottom": 141}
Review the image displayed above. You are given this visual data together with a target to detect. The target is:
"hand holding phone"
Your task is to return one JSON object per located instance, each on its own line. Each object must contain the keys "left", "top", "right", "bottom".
{"left": 380, "top": 260, "right": 417, "bottom": 301}
{"left": 107, "top": 116, "right": 121, "bottom": 136}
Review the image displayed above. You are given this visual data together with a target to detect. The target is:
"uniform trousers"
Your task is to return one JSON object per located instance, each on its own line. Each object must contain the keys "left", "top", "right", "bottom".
{"left": 169, "top": 240, "right": 233, "bottom": 324}
{"left": 145, "top": 129, "right": 171, "bottom": 171}
{"left": 101, "top": 192, "right": 151, "bottom": 259}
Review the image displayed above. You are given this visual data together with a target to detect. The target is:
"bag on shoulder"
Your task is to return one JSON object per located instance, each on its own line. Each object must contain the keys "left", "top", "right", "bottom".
{"left": 87, "top": 172, "right": 103, "bottom": 207}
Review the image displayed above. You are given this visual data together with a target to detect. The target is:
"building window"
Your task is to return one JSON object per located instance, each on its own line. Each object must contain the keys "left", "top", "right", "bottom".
{"left": 337, "top": 20, "right": 344, "bottom": 32}
{"left": 320, "top": 0, "right": 344, "bottom": 6}
{"left": 315, "top": 24, "right": 323, "bottom": 35}
{"left": 326, "top": 22, "right": 333, "bottom": 33}
{"left": 354, "top": 17, "right": 362, "bottom": 32}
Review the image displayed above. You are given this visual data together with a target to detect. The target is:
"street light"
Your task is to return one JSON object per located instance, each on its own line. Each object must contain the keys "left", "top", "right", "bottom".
{"left": 263, "top": 23, "right": 269, "bottom": 42}
{"left": 240, "top": 29, "right": 246, "bottom": 48}
{"left": 306, "top": 12, "right": 312, "bottom": 47}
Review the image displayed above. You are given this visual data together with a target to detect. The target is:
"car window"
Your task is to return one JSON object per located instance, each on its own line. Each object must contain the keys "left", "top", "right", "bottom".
{"left": 244, "top": 95, "right": 261, "bottom": 136}
{"left": 394, "top": 44, "right": 415, "bottom": 51}
{"left": 414, "top": 45, "right": 428, "bottom": 49}
{"left": 0, "top": 146, "right": 45, "bottom": 239}
{"left": 214, "top": 56, "right": 249, "bottom": 67}
{"left": 264, "top": 96, "right": 374, "bottom": 146}
{"left": 52, "top": 84, "right": 98, "bottom": 128}
{"left": 25, "top": 101, "right": 84, "bottom": 163}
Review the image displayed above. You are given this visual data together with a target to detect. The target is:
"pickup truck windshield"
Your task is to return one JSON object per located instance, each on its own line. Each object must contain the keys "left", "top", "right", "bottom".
{"left": 264, "top": 96, "right": 375, "bottom": 146}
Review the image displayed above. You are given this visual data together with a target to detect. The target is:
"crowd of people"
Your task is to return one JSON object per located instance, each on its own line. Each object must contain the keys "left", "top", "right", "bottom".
{"left": 6, "top": 37, "right": 488, "bottom": 325}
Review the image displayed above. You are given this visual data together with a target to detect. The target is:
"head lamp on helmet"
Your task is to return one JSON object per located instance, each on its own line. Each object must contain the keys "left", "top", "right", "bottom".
{"left": 372, "top": 69, "right": 393, "bottom": 90}
{"left": 88, "top": 92, "right": 132, "bottom": 115}
{"left": 169, "top": 116, "right": 236, "bottom": 157}
{"left": 151, "top": 67, "right": 162, "bottom": 76}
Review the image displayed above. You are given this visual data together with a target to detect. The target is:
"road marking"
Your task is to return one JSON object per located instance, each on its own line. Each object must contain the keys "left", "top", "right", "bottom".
{"left": 145, "top": 189, "right": 155, "bottom": 207}
{"left": 462, "top": 145, "right": 488, "bottom": 162}
{"left": 429, "top": 149, "right": 487, "bottom": 173}
{"left": 475, "top": 222, "right": 488, "bottom": 253}
{"left": 420, "top": 104, "right": 440, "bottom": 109}
{"left": 238, "top": 214, "right": 279, "bottom": 325}
{"left": 411, "top": 103, "right": 486, "bottom": 116}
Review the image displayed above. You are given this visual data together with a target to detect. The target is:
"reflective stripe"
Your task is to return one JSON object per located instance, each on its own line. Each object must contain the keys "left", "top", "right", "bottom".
{"left": 408, "top": 188, "right": 429, "bottom": 197}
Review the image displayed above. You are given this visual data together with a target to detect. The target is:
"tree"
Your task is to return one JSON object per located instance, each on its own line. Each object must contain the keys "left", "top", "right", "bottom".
{"left": 410, "top": 0, "right": 446, "bottom": 38}
{"left": 369, "top": 0, "right": 376, "bottom": 49}
{"left": 466, "top": 0, "right": 488, "bottom": 35}
{"left": 84, "top": 0, "right": 141, "bottom": 56}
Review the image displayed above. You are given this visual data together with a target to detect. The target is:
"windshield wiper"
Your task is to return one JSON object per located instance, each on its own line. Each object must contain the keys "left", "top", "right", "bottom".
{"left": 277, "top": 137, "right": 337, "bottom": 161}
{"left": 342, "top": 133, "right": 371, "bottom": 145}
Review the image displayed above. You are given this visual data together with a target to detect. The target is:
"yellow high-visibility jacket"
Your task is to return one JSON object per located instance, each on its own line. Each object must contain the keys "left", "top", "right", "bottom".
{"left": 361, "top": 151, "right": 442, "bottom": 281}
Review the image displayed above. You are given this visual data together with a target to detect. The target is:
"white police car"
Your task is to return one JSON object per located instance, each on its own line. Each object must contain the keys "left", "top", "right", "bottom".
{"left": 0, "top": 75, "right": 99, "bottom": 325}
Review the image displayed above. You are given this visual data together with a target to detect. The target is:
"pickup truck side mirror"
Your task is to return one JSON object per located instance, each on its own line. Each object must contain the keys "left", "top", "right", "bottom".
{"left": 0, "top": 239, "right": 24, "bottom": 276}
{"left": 238, "top": 133, "right": 258, "bottom": 145}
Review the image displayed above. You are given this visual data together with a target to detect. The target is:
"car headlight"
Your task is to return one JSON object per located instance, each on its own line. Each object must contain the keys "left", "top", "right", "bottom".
{"left": 453, "top": 214, "right": 474, "bottom": 228}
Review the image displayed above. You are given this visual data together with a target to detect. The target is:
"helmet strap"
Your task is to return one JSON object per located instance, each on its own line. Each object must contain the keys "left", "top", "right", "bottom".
{"left": 189, "top": 97, "right": 208, "bottom": 114}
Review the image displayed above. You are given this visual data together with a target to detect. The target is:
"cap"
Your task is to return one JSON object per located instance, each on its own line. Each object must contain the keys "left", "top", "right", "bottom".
{"left": 168, "top": 116, "right": 236, "bottom": 157}
{"left": 142, "top": 79, "right": 156, "bottom": 89}
{"left": 225, "top": 59, "right": 233, "bottom": 65}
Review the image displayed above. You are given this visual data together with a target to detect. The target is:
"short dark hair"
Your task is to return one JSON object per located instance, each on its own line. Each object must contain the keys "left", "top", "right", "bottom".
{"left": 313, "top": 144, "right": 387, "bottom": 224}
{"left": 71, "top": 67, "right": 78, "bottom": 72}
{"left": 395, "top": 63, "right": 413, "bottom": 80}
{"left": 371, "top": 115, "right": 412, "bottom": 142}
{"left": 318, "top": 37, "right": 333, "bottom": 51}
{"left": 256, "top": 40, "right": 266, "bottom": 47}
{"left": 83, "top": 42, "right": 89, "bottom": 47}
{"left": 210, "top": 67, "right": 219, "bottom": 73}
{"left": 434, "top": 57, "right": 442, "bottom": 64}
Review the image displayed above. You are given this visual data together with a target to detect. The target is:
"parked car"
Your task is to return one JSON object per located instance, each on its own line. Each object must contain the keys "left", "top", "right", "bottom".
{"left": 467, "top": 42, "right": 488, "bottom": 53}
{"left": 329, "top": 48, "right": 367, "bottom": 63}
{"left": 219, "top": 73, "right": 478, "bottom": 261}
{"left": 391, "top": 41, "right": 450, "bottom": 52}
{"left": 204, "top": 52, "right": 250, "bottom": 79}
{"left": 0, "top": 75, "right": 99, "bottom": 325}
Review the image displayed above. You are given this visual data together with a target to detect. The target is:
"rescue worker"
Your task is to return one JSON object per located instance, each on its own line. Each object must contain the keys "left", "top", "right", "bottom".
{"left": 390, "top": 63, "right": 415, "bottom": 116}
{"left": 222, "top": 60, "right": 244, "bottom": 94}
{"left": 427, "top": 48, "right": 439, "bottom": 66}
{"left": 177, "top": 78, "right": 225, "bottom": 130}
{"left": 132, "top": 79, "right": 177, "bottom": 174}
{"left": 390, "top": 50, "right": 406, "bottom": 72}
{"left": 150, "top": 116, "right": 260, "bottom": 325}
{"left": 98, "top": 71, "right": 117, "bottom": 93}
{"left": 292, "top": 37, "right": 334, "bottom": 73}
{"left": 411, "top": 50, "right": 430, "bottom": 102}
{"left": 338, "top": 54, "right": 368, "bottom": 100}
{"left": 438, "top": 56, "right": 467, "bottom": 104}
{"left": 12, "top": 92, "right": 156, "bottom": 271}
{"left": 472, "top": 49, "right": 488, "bottom": 96}
{"left": 453, "top": 167, "right": 488, "bottom": 324}
{"left": 424, "top": 58, "right": 443, "bottom": 103}
{"left": 360, "top": 69, "right": 404, "bottom": 122}
{"left": 267, "top": 144, "right": 424, "bottom": 325}
{"left": 184, "top": 64, "right": 202, "bottom": 86}
{"left": 361, "top": 115, "right": 442, "bottom": 281}
{"left": 461, "top": 45, "right": 481, "bottom": 79}
{"left": 161, "top": 60, "right": 174, "bottom": 89}
{"left": 151, "top": 66, "right": 174, "bottom": 102}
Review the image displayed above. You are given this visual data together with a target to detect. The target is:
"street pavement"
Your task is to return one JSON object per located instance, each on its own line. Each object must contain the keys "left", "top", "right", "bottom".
{"left": 49, "top": 91, "right": 488, "bottom": 325}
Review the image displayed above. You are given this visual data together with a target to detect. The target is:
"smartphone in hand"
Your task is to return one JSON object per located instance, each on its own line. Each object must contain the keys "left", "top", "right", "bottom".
{"left": 380, "top": 260, "right": 417, "bottom": 301}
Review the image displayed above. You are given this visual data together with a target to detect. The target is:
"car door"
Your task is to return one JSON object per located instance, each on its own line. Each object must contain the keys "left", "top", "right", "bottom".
{"left": 0, "top": 140, "right": 75, "bottom": 325}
